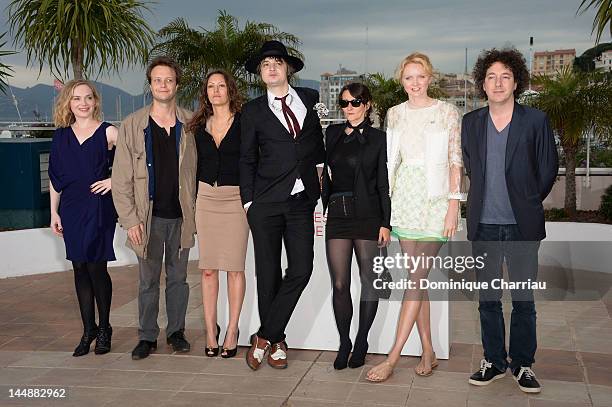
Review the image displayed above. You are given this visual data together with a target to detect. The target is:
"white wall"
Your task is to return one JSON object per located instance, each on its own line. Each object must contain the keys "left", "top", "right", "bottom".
{"left": 0, "top": 206, "right": 449, "bottom": 358}
{"left": 539, "top": 222, "right": 612, "bottom": 273}
{"left": 4, "top": 218, "right": 610, "bottom": 357}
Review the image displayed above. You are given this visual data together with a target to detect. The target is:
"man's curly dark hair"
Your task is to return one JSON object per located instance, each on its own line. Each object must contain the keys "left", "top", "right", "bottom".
{"left": 473, "top": 48, "right": 529, "bottom": 100}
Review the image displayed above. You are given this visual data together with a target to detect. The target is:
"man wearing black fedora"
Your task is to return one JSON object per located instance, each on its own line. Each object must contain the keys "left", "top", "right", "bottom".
{"left": 240, "top": 40, "right": 325, "bottom": 370}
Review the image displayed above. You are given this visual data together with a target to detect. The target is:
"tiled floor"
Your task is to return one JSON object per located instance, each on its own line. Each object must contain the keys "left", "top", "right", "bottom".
{"left": 0, "top": 263, "right": 611, "bottom": 406}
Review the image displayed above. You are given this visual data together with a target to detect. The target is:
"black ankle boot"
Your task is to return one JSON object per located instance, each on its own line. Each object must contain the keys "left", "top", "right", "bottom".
{"left": 73, "top": 327, "right": 98, "bottom": 357}
{"left": 334, "top": 339, "right": 352, "bottom": 370}
{"left": 348, "top": 338, "right": 368, "bottom": 368}
{"left": 94, "top": 326, "right": 112, "bottom": 355}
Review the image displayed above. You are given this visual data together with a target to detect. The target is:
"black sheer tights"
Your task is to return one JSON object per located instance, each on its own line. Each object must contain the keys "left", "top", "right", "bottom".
{"left": 326, "top": 239, "right": 380, "bottom": 348}
{"left": 72, "top": 262, "right": 112, "bottom": 332}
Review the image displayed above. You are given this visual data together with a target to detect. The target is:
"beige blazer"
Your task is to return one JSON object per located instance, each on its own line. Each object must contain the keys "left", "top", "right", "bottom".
{"left": 111, "top": 104, "right": 196, "bottom": 259}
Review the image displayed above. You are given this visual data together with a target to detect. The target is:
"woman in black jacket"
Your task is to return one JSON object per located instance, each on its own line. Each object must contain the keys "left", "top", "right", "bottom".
{"left": 321, "top": 82, "right": 391, "bottom": 370}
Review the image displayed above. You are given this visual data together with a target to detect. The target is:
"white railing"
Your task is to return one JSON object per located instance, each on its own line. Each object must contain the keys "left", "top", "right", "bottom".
{"left": 2, "top": 122, "right": 612, "bottom": 178}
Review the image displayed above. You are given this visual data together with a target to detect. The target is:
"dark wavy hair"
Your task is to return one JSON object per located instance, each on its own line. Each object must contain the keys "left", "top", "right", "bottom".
{"left": 473, "top": 48, "right": 529, "bottom": 100}
{"left": 338, "top": 82, "right": 374, "bottom": 124}
{"left": 257, "top": 57, "right": 296, "bottom": 78}
{"left": 187, "top": 70, "right": 242, "bottom": 133}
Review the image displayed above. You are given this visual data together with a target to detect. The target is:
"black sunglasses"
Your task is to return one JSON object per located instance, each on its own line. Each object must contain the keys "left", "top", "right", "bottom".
{"left": 339, "top": 98, "right": 363, "bottom": 108}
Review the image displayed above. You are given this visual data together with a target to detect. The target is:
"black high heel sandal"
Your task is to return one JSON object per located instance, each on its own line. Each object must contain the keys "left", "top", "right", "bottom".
{"left": 221, "top": 328, "right": 240, "bottom": 359}
{"left": 205, "top": 323, "right": 220, "bottom": 357}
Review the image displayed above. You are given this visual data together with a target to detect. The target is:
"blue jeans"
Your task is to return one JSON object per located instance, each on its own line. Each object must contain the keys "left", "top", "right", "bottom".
{"left": 472, "top": 223, "right": 540, "bottom": 372}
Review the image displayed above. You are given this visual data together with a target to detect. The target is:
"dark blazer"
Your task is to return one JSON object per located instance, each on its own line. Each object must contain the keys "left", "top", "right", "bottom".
{"left": 321, "top": 123, "right": 391, "bottom": 230}
{"left": 239, "top": 87, "right": 325, "bottom": 204}
{"left": 461, "top": 102, "right": 558, "bottom": 241}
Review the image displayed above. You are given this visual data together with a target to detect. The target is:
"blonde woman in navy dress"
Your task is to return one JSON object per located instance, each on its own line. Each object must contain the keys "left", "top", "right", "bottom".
{"left": 49, "top": 80, "right": 118, "bottom": 357}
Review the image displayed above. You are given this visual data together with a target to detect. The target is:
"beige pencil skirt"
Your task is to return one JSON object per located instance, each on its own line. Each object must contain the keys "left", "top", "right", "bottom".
{"left": 195, "top": 181, "right": 249, "bottom": 271}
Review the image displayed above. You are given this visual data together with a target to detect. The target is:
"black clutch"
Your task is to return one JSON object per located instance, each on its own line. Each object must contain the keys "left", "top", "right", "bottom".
{"left": 377, "top": 247, "right": 393, "bottom": 300}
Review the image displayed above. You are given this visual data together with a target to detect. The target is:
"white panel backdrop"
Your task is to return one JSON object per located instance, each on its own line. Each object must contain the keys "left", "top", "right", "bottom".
{"left": 0, "top": 202, "right": 451, "bottom": 358}
{"left": 5, "top": 217, "right": 612, "bottom": 357}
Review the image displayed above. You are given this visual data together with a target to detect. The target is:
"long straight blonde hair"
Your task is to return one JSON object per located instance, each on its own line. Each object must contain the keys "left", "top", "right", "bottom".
{"left": 53, "top": 80, "right": 102, "bottom": 127}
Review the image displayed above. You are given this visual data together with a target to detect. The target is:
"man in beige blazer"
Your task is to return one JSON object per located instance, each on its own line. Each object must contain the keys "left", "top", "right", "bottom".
{"left": 112, "top": 56, "right": 197, "bottom": 360}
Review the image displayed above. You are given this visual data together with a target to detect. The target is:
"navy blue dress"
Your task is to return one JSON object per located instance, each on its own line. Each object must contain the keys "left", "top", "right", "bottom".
{"left": 49, "top": 122, "right": 117, "bottom": 262}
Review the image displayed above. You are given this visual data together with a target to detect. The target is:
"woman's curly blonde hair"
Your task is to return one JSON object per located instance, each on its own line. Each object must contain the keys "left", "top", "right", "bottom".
{"left": 53, "top": 80, "right": 102, "bottom": 127}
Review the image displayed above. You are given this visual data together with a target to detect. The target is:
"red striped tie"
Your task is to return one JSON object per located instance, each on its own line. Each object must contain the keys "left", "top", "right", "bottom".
{"left": 275, "top": 95, "right": 301, "bottom": 137}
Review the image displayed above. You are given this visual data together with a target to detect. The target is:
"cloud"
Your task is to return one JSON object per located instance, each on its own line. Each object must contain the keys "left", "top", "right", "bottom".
{"left": 0, "top": 0, "right": 604, "bottom": 94}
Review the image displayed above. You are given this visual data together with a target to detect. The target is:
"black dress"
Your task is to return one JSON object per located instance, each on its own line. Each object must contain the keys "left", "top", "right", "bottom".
{"left": 325, "top": 129, "right": 381, "bottom": 241}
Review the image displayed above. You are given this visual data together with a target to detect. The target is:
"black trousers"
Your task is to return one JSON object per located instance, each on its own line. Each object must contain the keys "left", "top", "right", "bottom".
{"left": 247, "top": 195, "right": 316, "bottom": 344}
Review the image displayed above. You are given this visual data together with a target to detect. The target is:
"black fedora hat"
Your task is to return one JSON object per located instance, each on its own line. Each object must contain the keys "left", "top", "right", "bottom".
{"left": 245, "top": 40, "right": 304, "bottom": 74}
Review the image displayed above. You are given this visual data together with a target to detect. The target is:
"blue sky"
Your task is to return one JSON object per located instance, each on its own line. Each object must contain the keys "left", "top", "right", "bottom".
{"left": 0, "top": 0, "right": 605, "bottom": 95}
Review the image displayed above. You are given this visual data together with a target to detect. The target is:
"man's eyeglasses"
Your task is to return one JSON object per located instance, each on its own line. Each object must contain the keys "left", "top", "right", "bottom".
{"left": 339, "top": 99, "right": 363, "bottom": 108}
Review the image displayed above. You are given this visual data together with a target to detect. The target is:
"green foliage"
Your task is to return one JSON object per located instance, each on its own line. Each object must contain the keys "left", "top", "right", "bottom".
{"left": 0, "top": 32, "right": 16, "bottom": 94}
{"left": 578, "top": 0, "right": 612, "bottom": 44}
{"left": 576, "top": 144, "right": 612, "bottom": 167}
{"left": 530, "top": 67, "right": 588, "bottom": 148}
{"left": 600, "top": 184, "right": 612, "bottom": 221}
{"left": 7, "top": 0, "right": 155, "bottom": 80}
{"left": 151, "top": 10, "right": 303, "bottom": 104}
{"left": 573, "top": 42, "right": 612, "bottom": 72}
{"left": 527, "top": 66, "right": 612, "bottom": 214}
{"left": 364, "top": 73, "right": 405, "bottom": 125}
{"left": 545, "top": 208, "right": 568, "bottom": 221}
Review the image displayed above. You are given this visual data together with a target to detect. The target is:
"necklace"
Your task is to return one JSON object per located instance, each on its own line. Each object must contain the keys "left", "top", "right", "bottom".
{"left": 208, "top": 115, "right": 234, "bottom": 147}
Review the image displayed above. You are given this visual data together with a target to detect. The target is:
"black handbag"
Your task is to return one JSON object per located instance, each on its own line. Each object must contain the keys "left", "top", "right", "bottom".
{"left": 377, "top": 247, "right": 393, "bottom": 300}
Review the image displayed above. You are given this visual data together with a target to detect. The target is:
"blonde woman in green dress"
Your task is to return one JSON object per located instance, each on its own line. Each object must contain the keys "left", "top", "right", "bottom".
{"left": 367, "top": 52, "right": 465, "bottom": 382}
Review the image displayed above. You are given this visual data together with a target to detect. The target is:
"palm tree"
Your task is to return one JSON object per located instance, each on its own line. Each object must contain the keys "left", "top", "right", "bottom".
{"left": 0, "top": 32, "right": 16, "bottom": 94}
{"left": 529, "top": 66, "right": 612, "bottom": 215}
{"left": 7, "top": 0, "right": 155, "bottom": 80}
{"left": 578, "top": 0, "right": 612, "bottom": 44}
{"left": 365, "top": 72, "right": 448, "bottom": 126}
{"left": 364, "top": 73, "right": 405, "bottom": 126}
{"left": 151, "top": 10, "right": 302, "bottom": 104}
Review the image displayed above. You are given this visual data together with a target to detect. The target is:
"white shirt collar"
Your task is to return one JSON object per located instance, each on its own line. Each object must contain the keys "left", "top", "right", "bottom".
{"left": 267, "top": 86, "right": 298, "bottom": 111}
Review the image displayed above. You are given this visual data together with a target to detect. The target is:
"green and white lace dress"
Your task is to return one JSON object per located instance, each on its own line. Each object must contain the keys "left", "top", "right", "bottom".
{"left": 386, "top": 100, "right": 466, "bottom": 241}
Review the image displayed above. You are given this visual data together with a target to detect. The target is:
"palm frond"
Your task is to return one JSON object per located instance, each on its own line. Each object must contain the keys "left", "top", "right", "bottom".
{"left": 7, "top": 0, "right": 155, "bottom": 79}
{"left": 0, "top": 32, "right": 17, "bottom": 94}
{"left": 577, "top": 0, "right": 612, "bottom": 44}
{"left": 153, "top": 10, "right": 304, "bottom": 104}
{"left": 364, "top": 73, "right": 405, "bottom": 125}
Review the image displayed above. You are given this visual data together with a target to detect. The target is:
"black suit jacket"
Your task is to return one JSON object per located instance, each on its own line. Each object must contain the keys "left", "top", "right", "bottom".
{"left": 321, "top": 123, "right": 391, "bottom": 229}
{"left": 461, "top": 103, "right": 558, "bottom": 241}
{"left": 239, "top": 87, "right": 325, "bottom": 204}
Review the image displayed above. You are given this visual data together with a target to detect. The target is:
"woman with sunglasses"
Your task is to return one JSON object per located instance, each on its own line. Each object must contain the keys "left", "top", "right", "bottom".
{"left": 321, "top": 82, "right": 391, "bottom": 370}
{"left": 366, "top": 53, "right": 465, "bottom": 382}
